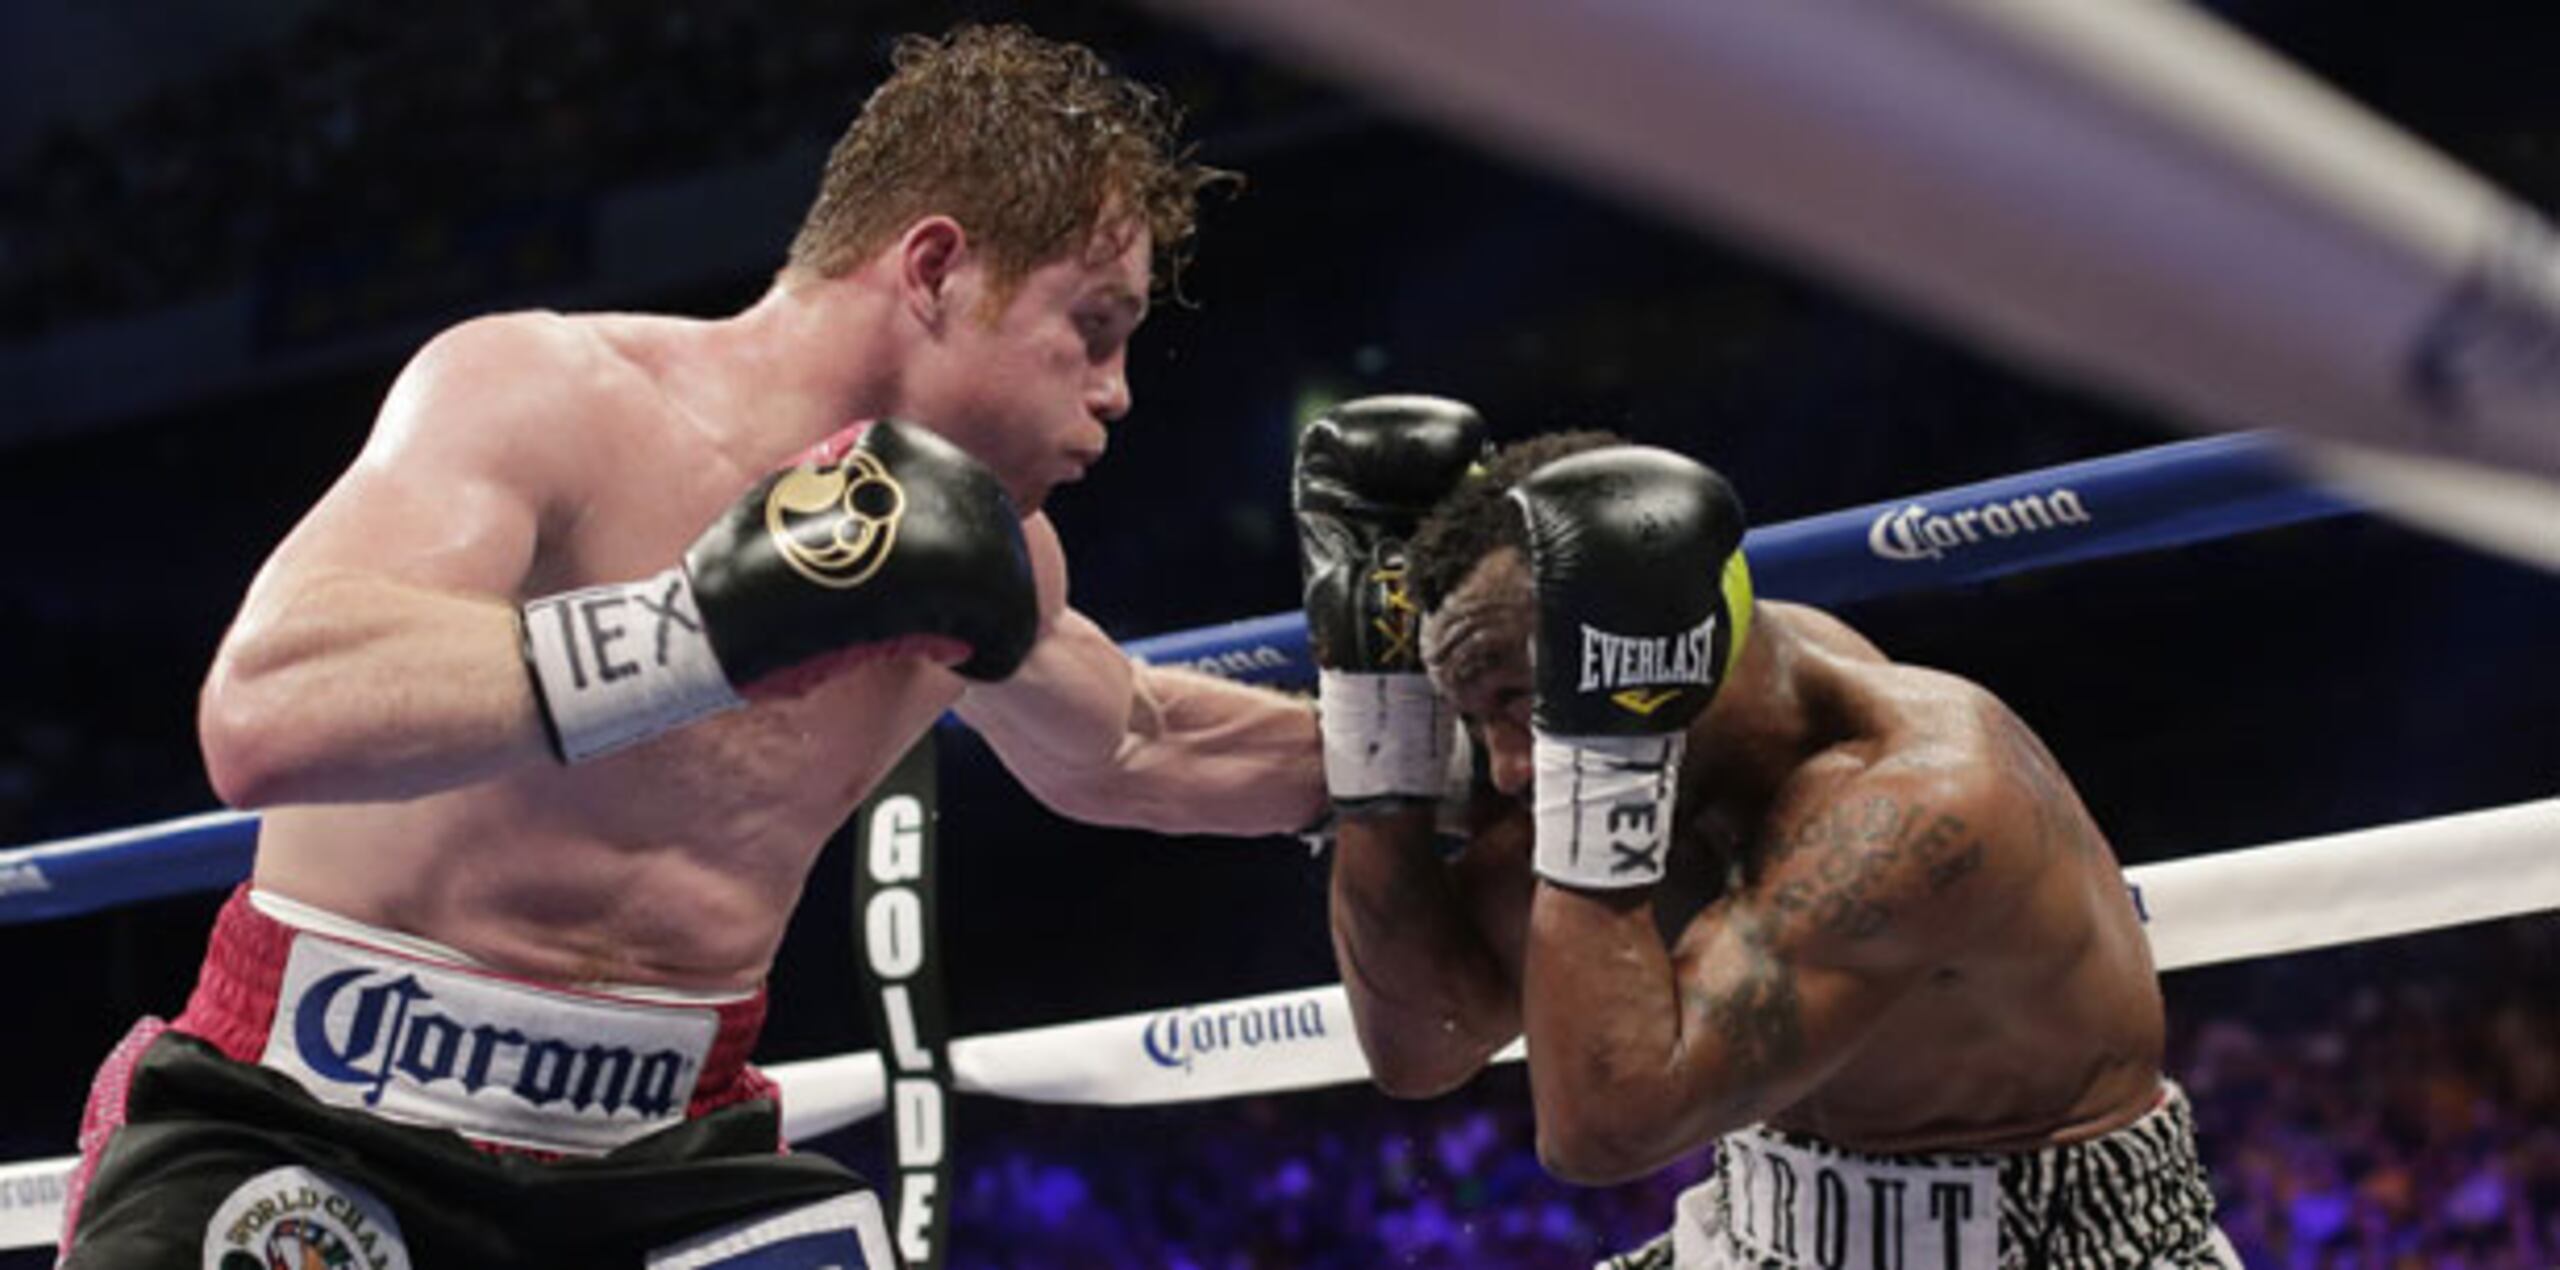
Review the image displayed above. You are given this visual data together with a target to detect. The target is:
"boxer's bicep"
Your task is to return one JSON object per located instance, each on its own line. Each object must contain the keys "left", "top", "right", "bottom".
{"left": 1669, "top": 766, "right": 2029, "bottom": 1108}
{"left": 214, "top": 324, "right": 565, "bottom": 709}
{"left": 964, "top": 614, "right": 1325, "bottom": 834}
{"left": 948, "top": 515, "right": 1099, "bottom": 763}
{"left": 1740, "top": 764, "right": 2033, "bottom": 979}
{"left": 958, "top": 604, "right": 1137, "bottom": 781}
{"left": 1018, "top": 510, "right": 1070, "bottom": 625}
{"left": 1660, "top": 907, "right": 1908, "bottom": 1138}
{"left": 200, "top": 320, "right": 590, "bottom": 803}
{"left": 257, "top": 317, "right": 579, "bottom": 599}
{"left": 962, "top": 522, "right": 1325, "bottom": 831}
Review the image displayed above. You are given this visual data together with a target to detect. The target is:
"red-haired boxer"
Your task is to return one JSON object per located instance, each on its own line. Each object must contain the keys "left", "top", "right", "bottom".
{"left": 1303, "top": 419, "right": 2240, "bottom": 1268}
{"left": 61, "top": 26, "right": 1326, "bottom": 1269}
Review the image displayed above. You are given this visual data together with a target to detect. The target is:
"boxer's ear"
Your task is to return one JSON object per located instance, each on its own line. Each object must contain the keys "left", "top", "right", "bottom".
{"left": 897, "top": 217, "right": 969, "bottom": 329}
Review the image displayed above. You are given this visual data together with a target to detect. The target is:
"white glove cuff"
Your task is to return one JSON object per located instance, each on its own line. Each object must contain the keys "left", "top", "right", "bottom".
{"left": 1318, "top": 671, "right": 1455, "bottom": 804}
{"left": 522, "top": 567, "right": 745, "bottom": 763}
{"left": 1531, "top": 731, "right": 1686, "bottom": 889}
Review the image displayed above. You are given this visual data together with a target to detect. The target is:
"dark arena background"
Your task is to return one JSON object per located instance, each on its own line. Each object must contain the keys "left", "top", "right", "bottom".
{"left": 2, "top": 1, "right": 2555, "bottom": 1266}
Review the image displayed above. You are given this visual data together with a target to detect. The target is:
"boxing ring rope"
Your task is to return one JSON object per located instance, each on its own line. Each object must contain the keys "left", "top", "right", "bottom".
{"left": 1147, "top": 0, "right": 2560, "bottom": 535}
{"left": 800, "top": 796, "right": 2560, "bottom": 1127}
{"left": 0, "top": 430, "right": 2354, "bottom": 927}
{"left": 774, "top": 796, "right": 2560, "bottom": 1129}
{"left": 3, "top": 802, "right": 2554, "bottom": 1249}
{"left": 12, "top": 430, "right": 2556, "bottom": 1252}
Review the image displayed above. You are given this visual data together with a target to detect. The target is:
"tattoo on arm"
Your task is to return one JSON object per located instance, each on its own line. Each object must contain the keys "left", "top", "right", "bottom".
{"left": 1911, "top": 811, "right": 1985, "bottom": 893}
{"left": 1765, "top": 793, "right": 1988, "bottom": 943}
{"left": 1681, "top": 910, "right": 1804, "bottom": 1089}
{"left": 1673, "top": 780, "right": 2023, "bottom": 1100}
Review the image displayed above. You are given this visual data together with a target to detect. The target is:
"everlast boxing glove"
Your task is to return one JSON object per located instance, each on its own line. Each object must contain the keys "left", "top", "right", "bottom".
{"left": 1510, "top": 447, "right": 1754, "bottom": 888}
{"left": 520, "top": 419, "right": 1036, "bottom": 761}
{"left": 1293, "top": 395, "right": 1488, "bottom": 806}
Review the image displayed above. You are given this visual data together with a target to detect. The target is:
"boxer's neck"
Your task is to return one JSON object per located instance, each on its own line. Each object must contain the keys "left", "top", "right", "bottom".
{"left": 699, "top": 272, "right": 912, "bottom": 467}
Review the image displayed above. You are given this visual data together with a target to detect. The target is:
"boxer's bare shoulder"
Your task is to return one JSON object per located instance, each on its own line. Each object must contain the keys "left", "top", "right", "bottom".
{"left": 256, "top": 310, "right": 970, "bottom": 988}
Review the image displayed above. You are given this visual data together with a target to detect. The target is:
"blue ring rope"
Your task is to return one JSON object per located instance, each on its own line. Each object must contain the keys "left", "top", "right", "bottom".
{"left": 0, "top": 432, "right": 2355, "bottom": 924}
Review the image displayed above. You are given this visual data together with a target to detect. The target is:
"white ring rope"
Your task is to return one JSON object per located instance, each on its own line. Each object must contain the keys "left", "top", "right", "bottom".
{"left": 4, "top": 795, "right": 2551, "bottom": 1251}
{"left": 1150, "top": 0, "right": 2560, "bottom": 507}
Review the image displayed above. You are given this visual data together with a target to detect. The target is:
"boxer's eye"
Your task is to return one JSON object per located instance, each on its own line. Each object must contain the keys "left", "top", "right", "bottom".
{"left": 1075, "top": 311, "right": 1119, "bottom": 358}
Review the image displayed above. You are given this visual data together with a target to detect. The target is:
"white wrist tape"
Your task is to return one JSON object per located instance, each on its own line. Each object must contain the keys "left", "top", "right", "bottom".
{"left": 521, "top": 567, "right": 743, "bottom": 763}
{"left": 1318, "top": 671, "right": 1455, "bottom": 804}
{"left": 1531, "top": 731, "right": 1686, "bottom": 889}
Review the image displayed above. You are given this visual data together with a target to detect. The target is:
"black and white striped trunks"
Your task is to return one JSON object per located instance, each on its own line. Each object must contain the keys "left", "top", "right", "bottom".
{"left": 1600, "top": 1082, "right": 2240, "bottom": 1269}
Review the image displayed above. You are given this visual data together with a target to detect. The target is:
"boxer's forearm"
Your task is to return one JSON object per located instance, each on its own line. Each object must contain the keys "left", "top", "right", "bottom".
{"left": 1520, "top": 884, "right": 1716, "bottom": 1183}
{"left": 1330, "top": 807, "right": 1520, "bottom": 1098}
{"left": 200, "top": 569, "right": 556, "bottom": 806}
{"left": 1525, "top": 879, "right": 1900, "bottom": 1185}
{"left": 1524, "top": 887, "right": 1833, "bottom": 1186}
{"left": 962, "top": 609, "right": 1326, "bottom": 834}
{"left": 1079, "top": 662, "right": 1327, "bottom": 832}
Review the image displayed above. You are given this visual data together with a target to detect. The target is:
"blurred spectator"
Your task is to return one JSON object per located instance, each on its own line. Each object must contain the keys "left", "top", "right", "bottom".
{"left": 7, "top": 0, "right": 2554, "bottom": 345}
{"left": 0, "top": 0, "right": 1319, "bottom": 338}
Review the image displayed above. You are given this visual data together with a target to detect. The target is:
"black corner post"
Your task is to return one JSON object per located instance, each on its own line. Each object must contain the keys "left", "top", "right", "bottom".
{"left": 851, "top": 739, "right": 950, "bottom": 1269}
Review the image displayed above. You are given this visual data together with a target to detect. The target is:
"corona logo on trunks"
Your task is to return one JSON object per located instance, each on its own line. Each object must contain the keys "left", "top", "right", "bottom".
{"left": 1142, "top": 996, "right": 1329, "bottom": 1074}
{"left": 1867, "top": 487, "right": 2093, "bottom": 562}
{"left": 766, "top": 448, "right": 906, "bottom": 589}
{"left": 264, "top": 937, "right": 718, "bottom": 1152}
{"left": 201, "top": 1165, "right": 411, "bottom": 1270}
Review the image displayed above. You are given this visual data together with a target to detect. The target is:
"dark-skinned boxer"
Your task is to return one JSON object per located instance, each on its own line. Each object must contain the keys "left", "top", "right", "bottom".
{"left": 1302, "top": 402, "right": 2238, "bottom": 1269}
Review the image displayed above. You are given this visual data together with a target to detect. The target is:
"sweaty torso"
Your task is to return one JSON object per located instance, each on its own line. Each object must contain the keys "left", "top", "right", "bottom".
{"left": 253, "top": 313, "right": 1000, "bottom": 990}
{"left": 1465, "top": 607, "right": 2166, "bottom": 1154}
{"left": 1702, "top": 610, "right": 2165, "bottom": 1152}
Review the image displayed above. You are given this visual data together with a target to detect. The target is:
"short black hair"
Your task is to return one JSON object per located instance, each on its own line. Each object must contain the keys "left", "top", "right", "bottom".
{"left": 1406, "top": 430, "right": 1625, "bottom": 613}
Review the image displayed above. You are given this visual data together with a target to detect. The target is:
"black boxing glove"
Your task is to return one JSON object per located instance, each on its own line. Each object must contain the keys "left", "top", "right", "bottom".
{"left": 520, "top": 419, "right": 1036, "bottom": 762}
{"left": 1293, "top": 395, "right": 1488, "bottom": 804}
{"left": 1510, "top": 447, "right": 1753, "bottom": 887}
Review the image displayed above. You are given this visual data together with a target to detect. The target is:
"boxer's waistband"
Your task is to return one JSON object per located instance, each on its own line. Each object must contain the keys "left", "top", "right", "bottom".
{"left": 1702, "top": 1085, "right": 2223, "bottom": 1269}
{"left": 173, "top": 885, "right": 771, "bottom": 1155}
{"left": 1712, "top": 1123, "right": 2002, "bottom": 1269}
